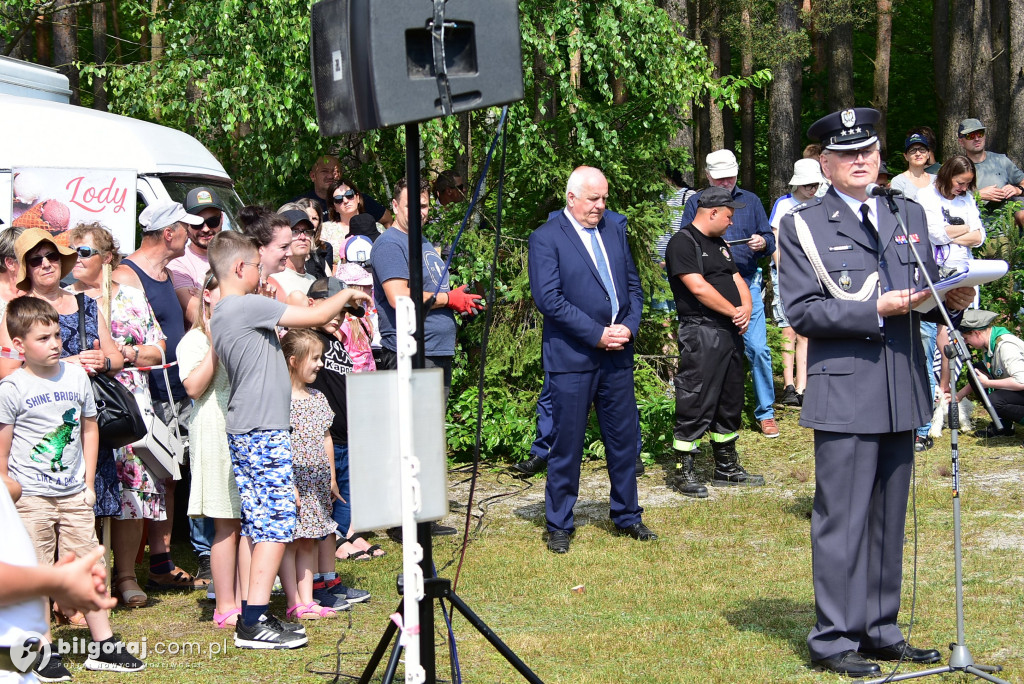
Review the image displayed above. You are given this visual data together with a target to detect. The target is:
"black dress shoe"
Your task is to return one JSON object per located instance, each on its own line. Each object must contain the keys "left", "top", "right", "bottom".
{"left": 614, "top": 522, "right": 658, "bottom": 541}
{"left": 546, "top": 530, "right": 571, "bottom": 554}
{"left": 635, "top": 454, "right": 645, "bottom": 476}
{"left": 860, "top": 640, "right": 942, "bottom": 664}
{"left": 813, "top": 650, "right": 881, "bottom": 677}
{"left": 512, "top": 455, "right": 547, "bottom": 476}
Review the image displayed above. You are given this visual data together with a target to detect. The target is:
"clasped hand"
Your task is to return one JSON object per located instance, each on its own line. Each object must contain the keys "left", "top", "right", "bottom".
{"left": 598, "top": 324, "right": 631, "bottom": 350}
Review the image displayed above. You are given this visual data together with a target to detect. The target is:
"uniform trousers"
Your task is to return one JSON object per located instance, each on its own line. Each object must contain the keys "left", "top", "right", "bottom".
{"left": 544, "top": 358, "right": 642, "bottom": 533}
{"left": 673, "top": 320, "right": 745, "bottom": 445}
{"left": 808, "top": 430, "right": 914, "bottom": 660}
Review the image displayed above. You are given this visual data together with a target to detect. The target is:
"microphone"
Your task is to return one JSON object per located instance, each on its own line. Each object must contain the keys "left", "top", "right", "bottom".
{"left": 866, "top": 183, "right": 904, "bottom": 197}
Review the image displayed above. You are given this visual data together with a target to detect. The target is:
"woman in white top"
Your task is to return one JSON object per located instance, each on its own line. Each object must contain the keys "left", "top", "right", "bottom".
{"left": 915, "top": 154, "right": 984, "bottom": 271}
{"left": 916, "top": 155, "right": 985, "bottom": 402}
{"left": 769, "top": 158, "right": 825, "bottom": 405}
{"left": 890, "top": 133, "right": 936, "bottom": 201}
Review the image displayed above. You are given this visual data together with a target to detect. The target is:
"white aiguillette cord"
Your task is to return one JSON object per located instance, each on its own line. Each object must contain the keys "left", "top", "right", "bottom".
{"left": 793, "top": 211, "right": 879, "bottom": 302}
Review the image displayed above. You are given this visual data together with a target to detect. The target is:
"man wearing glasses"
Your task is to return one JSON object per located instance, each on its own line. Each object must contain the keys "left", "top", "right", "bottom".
{"left": 169, "top": 187, "right": 226, "bottom": 325}
{"left": 779, "top": 107, "right": 977, "bottom": 677}
{"left": 956, "top": 118, "right": 1024, "bottom": 228}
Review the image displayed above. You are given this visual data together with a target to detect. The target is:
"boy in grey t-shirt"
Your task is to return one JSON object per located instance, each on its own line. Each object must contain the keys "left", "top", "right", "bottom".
{"left": 207, "top": 229, "right": 369, "bottom": 649}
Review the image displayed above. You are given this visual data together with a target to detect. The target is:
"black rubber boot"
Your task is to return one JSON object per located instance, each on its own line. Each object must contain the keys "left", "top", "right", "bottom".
{"left": 668, "top": 450, "right": 708, "bottom": 498}
{"left": 711, "top": 440, "right": 765, "bottom": 487}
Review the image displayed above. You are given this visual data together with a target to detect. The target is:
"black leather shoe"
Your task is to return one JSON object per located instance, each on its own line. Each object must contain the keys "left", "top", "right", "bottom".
{"left": 813, "top": 650, "right": 881, "bottom": 677}
{"left": 546, "top": 530, "right": 571, "bottom": 554}
{"left": 635, "top": 455, "right": 645, "bottom": 476}
{"left": 512, "top": 455, "right": 547, "bottom": 476}
{"left": 860, "top": 640, "right": 942, "bottom": 664}
{"left": 614, "top": 522, "right": 658, "bottom": 541}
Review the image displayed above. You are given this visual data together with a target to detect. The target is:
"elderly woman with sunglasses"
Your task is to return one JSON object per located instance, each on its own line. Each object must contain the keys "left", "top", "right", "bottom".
{"left": 320, "top": 178, "right": 376, "bottom": 264}
{"left": 0, "top": 229, "right": 122, "bottom": 381}
{"left": 65, "top": 222, "right": 169, "bottom": 608}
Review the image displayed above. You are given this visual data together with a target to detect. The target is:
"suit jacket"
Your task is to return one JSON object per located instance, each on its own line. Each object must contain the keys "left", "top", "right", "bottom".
{"left": 528, "top": 209, "right": 644, "bottom": 372}
{"left": 779, "top": 187, "right": 951, "bottom": 434}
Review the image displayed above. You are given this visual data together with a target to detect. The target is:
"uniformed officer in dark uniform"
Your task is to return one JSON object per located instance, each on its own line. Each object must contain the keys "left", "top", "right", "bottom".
{"left": 778, "top": 107, "right": 977, "bottom": 677}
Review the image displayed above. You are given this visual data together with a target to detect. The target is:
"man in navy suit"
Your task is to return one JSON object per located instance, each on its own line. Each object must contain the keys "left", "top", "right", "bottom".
{"left": 528, "top": 166, "right": 658, "bottom": 554}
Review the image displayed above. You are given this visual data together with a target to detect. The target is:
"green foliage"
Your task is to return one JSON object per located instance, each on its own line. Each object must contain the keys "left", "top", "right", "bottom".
{"left": 977, "top": 200, "right": 1024, "bottom": 323}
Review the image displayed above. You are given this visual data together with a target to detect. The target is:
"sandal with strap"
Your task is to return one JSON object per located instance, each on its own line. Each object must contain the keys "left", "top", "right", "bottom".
{"left": 146, "top": 566, "right": 206, "bottom": 591}
{"left": 113, "top": 575, "right": 148, "bottom": 608}
{"left": 213, "top": 608, "right": 241, "bottom": 629}
{"left": 287, "top": 603, "right": 320, "bottom": 620}
{"left": 338, "top": 534, "right": 386, "bottom": 560}
{"left": 52, "top": 602, "right": 88, "bottom": 627}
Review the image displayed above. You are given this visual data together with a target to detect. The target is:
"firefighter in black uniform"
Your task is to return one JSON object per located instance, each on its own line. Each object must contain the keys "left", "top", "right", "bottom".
{"left": 664, "top": 186, "right": 766, "bottom": 498}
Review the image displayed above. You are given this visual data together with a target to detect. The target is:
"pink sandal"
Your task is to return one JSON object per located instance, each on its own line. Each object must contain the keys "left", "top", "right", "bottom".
{"left": 213, "top": 608, "right": 241, "bottom": 629}
{"left": 287, "top": 602, "right": 337, "bottom": 620}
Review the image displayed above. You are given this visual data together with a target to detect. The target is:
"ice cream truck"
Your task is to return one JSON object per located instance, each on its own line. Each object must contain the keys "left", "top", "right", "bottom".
{"left": 1, "top": 56, "right": 242, "bottom": 251}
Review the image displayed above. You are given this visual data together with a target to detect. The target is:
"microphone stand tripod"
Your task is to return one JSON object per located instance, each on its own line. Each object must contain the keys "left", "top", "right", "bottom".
{"left": 859, "top": 194, "right": 1010, "bottom": 684}
{"left": 357, "top": 122, "right": 542, "bottom": 684}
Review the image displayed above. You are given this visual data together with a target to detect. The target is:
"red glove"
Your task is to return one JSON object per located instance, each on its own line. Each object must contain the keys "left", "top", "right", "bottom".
{"left": 445, "top": 285, "right": 483, "bottom": 315}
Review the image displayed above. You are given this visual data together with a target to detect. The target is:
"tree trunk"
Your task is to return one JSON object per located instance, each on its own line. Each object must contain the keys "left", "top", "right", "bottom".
{"left": 971, "top": 0, "right": 999, "bottom": 149}
{"left": 932, "top": 0, "right": 950, "bottom": 142}
{"left": 770, "top": 0, "right": 803, "bottom": 203}
{"left": 805, "top": 0, "right": 826, "bottom": 106}
{"left": 705, "top": 0, "right": 724, "bottom": 154}
{"left": 52, "top": 1, "right": 79, "bottom": 104}
{"left": 34, "top": 15, "right": 51, "bottom": 66}
{"left": 873, "top": 0, "right": 892, "bottom": 154}
{"left": 1008, "top": 0, "right": 1024, "bottom": 156}
{"left": 945, "top": 0, "right": 974, "bottom": 160}
{"left": 991, "top": 0, "right": 1010, "bottom": 137}
{"left": 826, "top": 17, "right": 855, "bottom": 112}
{"left": 150, "top": 0, "right": 164, "bottom": 65}
{"left": 111, "top": 0, "right": 124, "bottom": 62}
{"left": 739, "top": 5, "right": 755, "bottom": 190}
{"left": 92, "top": 1, "right": 108, "bottom": 111}
{"left": 721, "top": 36, "right": 735, "bottom": 154}
{"left": 659, "top": 0, "right": 694, "bottom": 185}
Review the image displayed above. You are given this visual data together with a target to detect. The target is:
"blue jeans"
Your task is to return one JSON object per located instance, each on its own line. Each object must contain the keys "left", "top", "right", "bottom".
{"left": 331, "top": 443, "right": 351, "bottom": 535}
{"left": 743, "top": 273, "right": 775, "bottom": 421}
{"left": 917, "top": 321, "right": 938, "bottom": 437}
{"left": 190, "top": 516, "right": 215, "bottom": 557}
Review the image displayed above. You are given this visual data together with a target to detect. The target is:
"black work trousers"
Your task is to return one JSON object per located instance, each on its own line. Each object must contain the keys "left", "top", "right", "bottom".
{"left": 672, "top": 318, "right": 745, "bottom": 446}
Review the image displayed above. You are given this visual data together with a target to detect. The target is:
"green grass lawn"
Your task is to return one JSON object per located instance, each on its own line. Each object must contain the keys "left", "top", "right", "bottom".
{"left": 58, "top": 407, "right": 1023, "bottom": 683}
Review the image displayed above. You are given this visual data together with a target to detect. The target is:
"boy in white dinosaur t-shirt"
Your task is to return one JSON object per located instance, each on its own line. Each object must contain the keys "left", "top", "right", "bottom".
{"left": 0, "top": 296, "right": 144, "bottom": 678}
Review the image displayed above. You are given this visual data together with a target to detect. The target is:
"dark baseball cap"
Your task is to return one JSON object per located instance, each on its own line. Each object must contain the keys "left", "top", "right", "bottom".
{"left": 184, "top": 187, "right": 225, "bottom": 214}
{"left": 308, "top": 276, "right": 345, "bottom": 300}
{"left": 698, "top": 186, "right": 745, "bottom": 210}
{"left": 281, "top": 209, "right": 314, "bottom": 231}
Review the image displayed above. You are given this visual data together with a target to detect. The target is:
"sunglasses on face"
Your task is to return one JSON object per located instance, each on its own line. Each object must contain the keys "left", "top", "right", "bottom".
{"left": 960, "top": 131, "right": 985, "bottom": 141}
{"left": 195, "top": 213, "right": 222, "bottom": 229}
{"left": 333, "top": 190, "right": 357, "bottom": 203}
{"left": 69, "top": 245, "right": 102, "bottom": 259}
{"left": 27, "top": 252, "right": 61, "bottom": 268}
{"left": 292, "top": 227, "right": 315, "bottom": 237}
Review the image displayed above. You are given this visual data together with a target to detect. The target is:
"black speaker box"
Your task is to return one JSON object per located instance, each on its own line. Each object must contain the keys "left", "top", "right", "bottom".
{"left": 310, "top": 0, "right": 524, "bottom": 135}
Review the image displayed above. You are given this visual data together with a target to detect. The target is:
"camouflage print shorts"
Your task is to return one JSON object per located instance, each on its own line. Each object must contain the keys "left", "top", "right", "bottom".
{"left": 228, "top": 429, "right": 296, "bottom": 543}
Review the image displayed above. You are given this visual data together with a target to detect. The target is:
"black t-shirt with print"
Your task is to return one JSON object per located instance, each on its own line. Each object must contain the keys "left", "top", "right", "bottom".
{"left": 665, "top": 223, "right": 740, "bottom": 326}
{"left": 309, "top": 329, "right": 353, "bottom": 445}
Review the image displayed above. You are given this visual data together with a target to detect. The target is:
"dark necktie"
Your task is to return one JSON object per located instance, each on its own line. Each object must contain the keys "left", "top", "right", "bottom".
{"left": 859, "top": 203, "right": 875, "bottom": 234}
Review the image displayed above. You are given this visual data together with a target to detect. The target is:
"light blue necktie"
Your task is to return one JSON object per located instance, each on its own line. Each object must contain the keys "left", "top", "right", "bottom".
{"left": 585, "top": 227, "right": 618, "bottom": 321}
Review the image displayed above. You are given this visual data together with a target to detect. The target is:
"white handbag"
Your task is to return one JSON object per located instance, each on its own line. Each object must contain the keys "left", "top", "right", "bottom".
{"left": 129, "top": 348, "right": 184, "bottom": 481}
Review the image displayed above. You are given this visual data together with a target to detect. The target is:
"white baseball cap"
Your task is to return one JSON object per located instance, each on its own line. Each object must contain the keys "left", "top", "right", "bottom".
{"left": 706, "top": 149, "right": 739, "bottom": 179}
{"left": 139, "top": 201, "right": 204, "bottom": 233}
